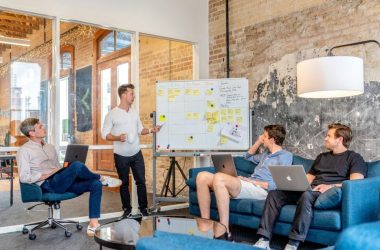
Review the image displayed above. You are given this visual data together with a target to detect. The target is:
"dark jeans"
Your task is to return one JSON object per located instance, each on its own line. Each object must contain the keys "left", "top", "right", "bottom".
{"left": 41, "top": 161, "right": 102, "bottom": 219}
{"left": 114, "top": 150, "right": 147, "bottom": 211}
{"left": 257, "top": 190, "right": 321, "bottom": 241}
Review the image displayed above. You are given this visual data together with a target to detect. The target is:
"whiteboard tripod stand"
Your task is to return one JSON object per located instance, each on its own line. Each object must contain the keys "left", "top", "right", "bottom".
{"left": 160, "top": 155, "right": 188, "bottom": 198}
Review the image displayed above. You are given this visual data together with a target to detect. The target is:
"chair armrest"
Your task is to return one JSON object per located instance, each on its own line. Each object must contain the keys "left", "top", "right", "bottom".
{"left": 189, "top": 167, "right": 215, "bottom": 179}
{"left": 342, "top": 176, "right": 380, "bottom": 228}
{"left": 20, "top": 182, "right": 43, "bottom": 202}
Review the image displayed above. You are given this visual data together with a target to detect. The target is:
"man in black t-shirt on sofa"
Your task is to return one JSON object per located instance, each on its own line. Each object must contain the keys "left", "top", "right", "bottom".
{"left": 253, "top": 123, "right": 367, "bottom": 250}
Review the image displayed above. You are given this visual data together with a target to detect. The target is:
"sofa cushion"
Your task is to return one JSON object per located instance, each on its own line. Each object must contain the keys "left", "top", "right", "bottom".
{"left": 292, "top": 155, "right": 314, "bottom": 172}
{"left": 314, "top": 187, "right": 342, "bottom": 209}
{"left": 234, "top": 157, "right": 256, "bottom": 176}
{"left": 367, "top": 160, "right": 380, "bottom": 178}
{"left": 187, "top": 177, "right": 196, "bottom": 190}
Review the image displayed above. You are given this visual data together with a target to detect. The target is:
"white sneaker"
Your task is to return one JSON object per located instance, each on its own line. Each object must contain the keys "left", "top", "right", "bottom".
{"left": 86, "top": 225, "right": 99, "bottom": 237}
{"left": 101, "top": 176, "right": 122, "bottom": 187}
{"left": 284, "top": 244, "right": 298, "bottom": 250}
{"left": 253, "top": 238, "right": 271, "bottom": 250}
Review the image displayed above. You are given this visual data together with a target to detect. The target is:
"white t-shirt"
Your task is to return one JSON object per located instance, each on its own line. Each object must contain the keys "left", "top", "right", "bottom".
{"left": 102, "top": 107, "right": 144, "bottom": 157}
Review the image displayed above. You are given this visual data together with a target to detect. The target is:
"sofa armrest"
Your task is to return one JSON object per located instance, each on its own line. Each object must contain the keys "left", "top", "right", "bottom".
{"left": 189, "top": 167, "right": 215, "bottom": 179}
{"left": 342, "top": 176, "right": 380, "bottom": 228}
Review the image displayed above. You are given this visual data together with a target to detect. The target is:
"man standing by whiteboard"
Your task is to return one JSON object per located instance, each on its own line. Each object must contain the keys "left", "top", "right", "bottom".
{"left": 102, "top": 83, "right": 161, "bottom": 219}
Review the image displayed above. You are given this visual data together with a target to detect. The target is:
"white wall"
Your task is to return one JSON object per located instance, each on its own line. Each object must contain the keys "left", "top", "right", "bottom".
{"left": 0, "top": 0, "right": 209, "bottom": 78}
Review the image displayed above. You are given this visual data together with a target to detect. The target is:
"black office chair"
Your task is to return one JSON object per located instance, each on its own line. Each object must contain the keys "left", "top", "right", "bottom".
{"left": 20, "top": 182, "right": 83, "bottom": 240}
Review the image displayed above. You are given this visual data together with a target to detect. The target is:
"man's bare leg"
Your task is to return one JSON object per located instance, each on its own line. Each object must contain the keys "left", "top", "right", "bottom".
{"left": 213, "top": 173, "right": 241, "bottom": 232}
{"left": 196, "top": 171, "right": 215, "bottom": 219}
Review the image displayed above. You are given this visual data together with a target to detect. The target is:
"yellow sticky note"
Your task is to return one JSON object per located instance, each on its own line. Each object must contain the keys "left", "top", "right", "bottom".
{"left": 221, "top": 109, "right": 227, "bottom": 116}
{"left": 207, "top": 124, "right": 214, "bottom": 132}
{"left": 185, "top": 89, "right": 192, "bottom": 95}
{"left": 206, "top": 89, "right": 213, "bottom": 96}
{"left": 174, "top": 89, "right": 181, "bottom": 95}
{"left": 193, "top": 113, "right": 200, "bottom": 119}
{"left": 187, "top": 135, "right": 194, "bottom": 143}
{"left": 168, "top": 96, "right": 175, "bottom": 102}
{"left": 207, "top": 101, "right": 216, "bottom": 109}
{"left": 193, "top": 89, "right": 200, "bottom": 96}
{"left": 169, "top": 89, "right": 175, "bottom": 95}
{"left": 205, "top": 112, "right": 212, "bottom": 119}
{"left": 236, "top": 116, "right": 243, "bottom": 123}
{"left": 235, "top": 109, "right": 241, "bottom": 115}
{"left": 158, "top": 89, "right": 165, "bottom": 96}
{"left": 220, "top": 136, "right": 228, "bottom": 144}
{"left": 221, "top": 116, "right": 227, "bottom": 123}
{"left": 186, "top": 112, "right": 194, "bottom": 120}
{"left": 228, "top": 116, "right": 234, "bottom": 122}
{"left": 159, "top": 114, "right": 167, "bottom": 122}
{"left": 228, "top": 109, "right": 234, "bottom": 115}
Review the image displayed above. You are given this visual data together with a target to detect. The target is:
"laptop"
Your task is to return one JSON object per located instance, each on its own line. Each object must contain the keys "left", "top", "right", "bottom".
{"left": 52, "top": 145, "right": 89, "bottom": 175}
{"left": 268, "top": 165, "right": 311, "bottom": 191}
{"left": 211, "top": 154, "right": 237, "bottom": 177}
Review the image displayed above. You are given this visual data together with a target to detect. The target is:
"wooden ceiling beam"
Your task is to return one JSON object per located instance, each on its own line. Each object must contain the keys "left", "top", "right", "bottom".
{"left": 0, "top": 24, "right": 34, "bottom": 34}
{"left": 0, "top": 29, "right": 28, "bottom": 38}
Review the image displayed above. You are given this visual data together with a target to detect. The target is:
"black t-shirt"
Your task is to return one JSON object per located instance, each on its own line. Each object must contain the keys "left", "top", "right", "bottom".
{"left": 308, "top": 150, "right": 367, "bottom": 187}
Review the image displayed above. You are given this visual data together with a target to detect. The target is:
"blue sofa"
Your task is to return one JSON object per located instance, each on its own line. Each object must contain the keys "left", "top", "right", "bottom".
{"left": 186, "top": 156, "right": 380, "bottom": 246}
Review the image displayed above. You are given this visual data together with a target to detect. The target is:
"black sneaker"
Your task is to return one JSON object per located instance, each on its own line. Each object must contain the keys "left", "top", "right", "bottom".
{"left": 140, "top": 208, "right": 150, "bottom": 217}
{"left": 117, "top": 209, "right": 132, "bottom": 221}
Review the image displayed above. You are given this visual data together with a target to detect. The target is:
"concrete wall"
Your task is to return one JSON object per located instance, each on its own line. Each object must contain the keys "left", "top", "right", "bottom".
{"left": 209, "top": 0, "right": 380, "bottom": 161}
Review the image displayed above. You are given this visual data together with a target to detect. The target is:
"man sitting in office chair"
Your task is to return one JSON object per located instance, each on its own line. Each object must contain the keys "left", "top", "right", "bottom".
{"left": 17, "top": 118, "right": 122, "bottom": 236}
{"left": 196, "top": 124, "right": 293, "bottom": 240}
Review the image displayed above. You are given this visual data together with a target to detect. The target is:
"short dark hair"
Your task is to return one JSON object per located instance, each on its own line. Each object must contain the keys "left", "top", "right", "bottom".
{"left": 328, "top": 123, "right": 352, "bottom": 148}
{"left": 118, "top": 83, "right": 135, "bottom": 98}
{"left": 264, "top": 124, "right": 286, "bottom": 146}
{"left": 19, "top": 118, "right": 40, "bottom": 137}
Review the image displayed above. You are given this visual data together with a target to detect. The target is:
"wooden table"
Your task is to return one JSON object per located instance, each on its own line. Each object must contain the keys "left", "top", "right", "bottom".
{"left": 0, "top": 155, "right": 16, "bottom": 206}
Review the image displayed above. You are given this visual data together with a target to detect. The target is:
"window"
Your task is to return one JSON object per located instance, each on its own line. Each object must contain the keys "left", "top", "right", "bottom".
{"left": 99, "top": 31, "right": 131, "bottom": 57}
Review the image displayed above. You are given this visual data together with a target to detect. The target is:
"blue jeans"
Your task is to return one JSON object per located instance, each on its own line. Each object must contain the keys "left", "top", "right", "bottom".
{"left": 41, "top": 161, "right": 102, "bottom": 219}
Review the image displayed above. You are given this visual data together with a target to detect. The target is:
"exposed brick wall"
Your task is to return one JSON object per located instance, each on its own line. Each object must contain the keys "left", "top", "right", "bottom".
{"left": 139, "top": 35, "right": 193, "bottom": 193}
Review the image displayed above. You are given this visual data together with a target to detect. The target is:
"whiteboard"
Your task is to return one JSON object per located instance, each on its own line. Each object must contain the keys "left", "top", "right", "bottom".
{"left": 155, "top": 78, "right": 249, "bottom": 150}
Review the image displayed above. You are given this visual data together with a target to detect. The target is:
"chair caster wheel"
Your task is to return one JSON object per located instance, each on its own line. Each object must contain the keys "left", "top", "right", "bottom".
{"left": 29, "top": 234, "right": 36, "bottom": 240}
{"left": 22, "top": 227, "right": 29, "bottom": 234}
{"left": 65, "top": 231, "right": 72, "bottom": 237}
{"left": 76, "top": 224, "right": 83, "bottom": 231}
{"left": 51, "top": 224, "right": 57, "bottom": 229}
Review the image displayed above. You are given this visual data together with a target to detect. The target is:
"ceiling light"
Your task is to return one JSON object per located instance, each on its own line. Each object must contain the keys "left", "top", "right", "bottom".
{"left": 0, "top": 35, "right": 30, "bottom": 47}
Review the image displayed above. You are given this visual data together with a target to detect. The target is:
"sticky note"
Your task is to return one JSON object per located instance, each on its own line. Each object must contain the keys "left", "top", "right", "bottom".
{"left": 158, "top": 89, "right": 165, "bottom": 96}
{"left": 205, "top": 112, "right": 212, "bottom": 119}
{"left": 235, "top": 109, "right": 241, "bottom": 115}
{"left": 236, "top": 116, "right": 243, "bottom": 123}
{"left": 186, "top": 112, "right": 194, "bottom": 120}
{"left": 193, "top": 113, "right": 200, "bottom": 119}
{"left": 220, "top": 136, "right": 228, "bottom": 144}
{"left": 169, "top": 89, "right": 175, "bottom": 95}
{"left": 207, "top": 101, "right": 216, "bottom": 109}
{"left": 168, "top": 96, "right": 175, "bottom": 102}
{"left": 193, "top": 89, "right": 200, "bottom": 96}
{"left": 187, "top": 135, "right": 194, "bottom": 143}
{"left": 185, "top": 89, "right": 192, "bottom": 95}
{"left": 221, "top": 116, "right": 227, "bottom": 123}
{"left": 174, "top": 89, "right": 181, "bottom": 95}
{"left": 228, "top": 109, "right": 234, "bottom": 115}
{"left": 206, "top": 89, "right": 213, "bottom": 95}
{"left": 159, "top": 114, "right": 167, "bottom": 122}
{"left": 228, "top": 116, "right": 234, "bottom": 122}
{"left": 207, "top": 124, "right": 214, "bottom": 132}
{"left": 221, "top": 109, "right": 227, "bottom": 116}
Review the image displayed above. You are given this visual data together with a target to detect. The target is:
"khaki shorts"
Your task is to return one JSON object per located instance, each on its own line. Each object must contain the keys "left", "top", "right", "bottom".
{"left": 234, "top": 179, "right": 268, "bottom": 200}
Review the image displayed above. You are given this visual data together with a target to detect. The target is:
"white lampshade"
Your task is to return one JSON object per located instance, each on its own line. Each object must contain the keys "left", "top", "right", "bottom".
{"left": 297, "top": 56, "right": 364, "bottom": 98}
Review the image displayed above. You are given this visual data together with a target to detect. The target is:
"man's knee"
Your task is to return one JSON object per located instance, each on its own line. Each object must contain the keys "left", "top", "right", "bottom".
{"left": 298, "top": 191, "right": 316, "bottom": 207}
{"left": 196, "top": 171, "right": 213, "bottom": 185}
{"left": 70, "top": 161, "right": 86, "bottom": 171}
{"left": 212, "top": 173, "right": 227, "bottom": 190}
{"left": 90, "top": 179, "right": 102, "bottom": 191}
